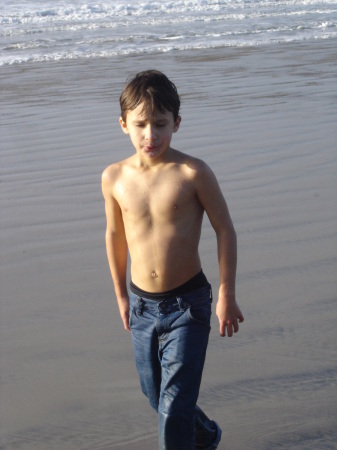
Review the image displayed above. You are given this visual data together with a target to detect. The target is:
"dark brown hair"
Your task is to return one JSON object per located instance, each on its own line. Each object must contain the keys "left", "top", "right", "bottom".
{"left": 120, "top": 70, "right": 180, "bottom": 122}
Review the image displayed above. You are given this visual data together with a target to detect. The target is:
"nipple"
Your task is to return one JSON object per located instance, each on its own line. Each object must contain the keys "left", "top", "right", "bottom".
{"left": 151, "top": 271, "right": 158, "bottom": 278}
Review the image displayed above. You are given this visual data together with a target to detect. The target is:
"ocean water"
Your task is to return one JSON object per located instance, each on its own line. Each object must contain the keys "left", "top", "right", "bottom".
{"left": 1, "top": 0, "right": 337, "bottom": 65}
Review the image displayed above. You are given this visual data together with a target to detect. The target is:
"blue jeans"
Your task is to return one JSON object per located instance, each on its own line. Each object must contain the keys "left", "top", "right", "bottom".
{"left": 129, "top": 285, "right": 215, "bottom": 449}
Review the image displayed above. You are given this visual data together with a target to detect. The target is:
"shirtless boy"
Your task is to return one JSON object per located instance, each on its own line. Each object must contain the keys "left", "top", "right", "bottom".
{"left": 102, "top": 70, "right": 244, "bottom": 450}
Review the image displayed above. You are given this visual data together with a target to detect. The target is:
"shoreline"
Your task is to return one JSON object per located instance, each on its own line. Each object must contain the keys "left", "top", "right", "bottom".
{"left": 1, "top": 36, "right": 336, "bottom": 69}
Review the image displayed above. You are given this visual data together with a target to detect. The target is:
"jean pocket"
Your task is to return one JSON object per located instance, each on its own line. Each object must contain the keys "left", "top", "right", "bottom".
{"left": 187, "top": 300, "right": 212, "bottom": 327}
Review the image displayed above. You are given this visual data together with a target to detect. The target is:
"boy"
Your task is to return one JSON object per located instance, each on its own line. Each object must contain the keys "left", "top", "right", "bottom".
{"left": 102, "top": 70, "right": 244, "bottom": 449}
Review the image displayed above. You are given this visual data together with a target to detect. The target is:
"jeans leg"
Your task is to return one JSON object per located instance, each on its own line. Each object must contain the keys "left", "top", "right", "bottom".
{"left": 129, "top": 294, "right": 161, "bottom": 411}
{"left": 195, "top": 405, "right": 222, "bottom": 449}
{"left": 157, "top": 290, "right": 211, "bottom": 450}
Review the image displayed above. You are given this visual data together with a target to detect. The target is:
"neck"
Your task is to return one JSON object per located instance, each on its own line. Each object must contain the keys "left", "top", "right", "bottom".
{"left": 137, "top": 147, "right": 174, "bottom": 170}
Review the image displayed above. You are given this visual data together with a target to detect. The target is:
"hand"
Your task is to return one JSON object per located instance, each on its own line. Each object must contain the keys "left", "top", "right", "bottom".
{"left": 118, "top": 297, "right": 131, "bottom": 332}
{"left": 216, "top": 298, "right": 244, "bottom": 337}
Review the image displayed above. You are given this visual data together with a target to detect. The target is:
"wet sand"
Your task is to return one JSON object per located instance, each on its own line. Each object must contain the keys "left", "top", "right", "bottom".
{"left": 1, "top": 40, "right": 337, "bottom": 449}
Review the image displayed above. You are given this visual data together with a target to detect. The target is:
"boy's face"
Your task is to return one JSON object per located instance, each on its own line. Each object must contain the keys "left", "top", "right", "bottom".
{"left": 120, "top": 102, "right": 181, "bottom": 162}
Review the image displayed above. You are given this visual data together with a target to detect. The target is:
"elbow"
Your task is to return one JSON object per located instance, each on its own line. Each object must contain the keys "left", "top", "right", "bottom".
{"left": 105, "top": 228, "right": 127, "bottom": 250}
{"left": 216, "top": 221, "right": 236, "bottom": 243}
{"left": 105, "top": 229, "right": 116, "bottom": 246}
{"left": 229, "top": 223, "right": 237, "bottom": 245}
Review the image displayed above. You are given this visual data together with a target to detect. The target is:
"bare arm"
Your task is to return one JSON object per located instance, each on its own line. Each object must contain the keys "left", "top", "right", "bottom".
{"left": 195, "top": 162, "right": 244, "bottom": 337}
{"left": 102, "top": 168, "right": 130, "bottom": 331}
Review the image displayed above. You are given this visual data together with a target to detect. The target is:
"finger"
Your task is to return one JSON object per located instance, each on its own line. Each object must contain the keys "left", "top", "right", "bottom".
{"left": 219, "top": 321, "right": 226, "bottom": 337}
{"left": 233, "top": 319, "right": 239, "bottom": 333}
{"left": 227, "top": 323, "right": 233, "bottom": 337}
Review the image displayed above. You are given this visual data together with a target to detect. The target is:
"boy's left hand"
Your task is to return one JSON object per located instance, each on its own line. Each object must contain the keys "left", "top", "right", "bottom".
{"left": 216, "top": 299, "right": 244, "bottom": 337}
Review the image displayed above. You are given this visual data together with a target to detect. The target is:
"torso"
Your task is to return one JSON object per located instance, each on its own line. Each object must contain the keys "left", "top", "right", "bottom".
{"left": 111, "top": 150, "right": 204, "bottom": 292}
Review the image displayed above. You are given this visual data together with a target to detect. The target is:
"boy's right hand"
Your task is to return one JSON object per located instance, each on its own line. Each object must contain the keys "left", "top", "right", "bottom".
{"left": 118, "top": 297, "right": 131, "bottom": 332}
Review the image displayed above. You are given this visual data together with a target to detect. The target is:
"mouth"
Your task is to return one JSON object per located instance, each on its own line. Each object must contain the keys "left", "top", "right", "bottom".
{"left": 144, "top": 145, "right": 159, "bottom": 153}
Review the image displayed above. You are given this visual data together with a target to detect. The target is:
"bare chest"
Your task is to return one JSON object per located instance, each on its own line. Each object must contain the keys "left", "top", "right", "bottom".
{"left": 115, "top": 173, "right": 198, "bottom": 221}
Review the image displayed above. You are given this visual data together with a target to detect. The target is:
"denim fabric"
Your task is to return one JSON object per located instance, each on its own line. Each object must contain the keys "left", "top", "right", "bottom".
{"left": 129, "top": 285, "right": 216, "bottom": 450}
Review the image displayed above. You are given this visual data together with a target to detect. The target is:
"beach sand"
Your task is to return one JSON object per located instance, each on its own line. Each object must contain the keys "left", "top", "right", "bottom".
{"left": 1, "top": 40, "right": 337, "bottom": 449}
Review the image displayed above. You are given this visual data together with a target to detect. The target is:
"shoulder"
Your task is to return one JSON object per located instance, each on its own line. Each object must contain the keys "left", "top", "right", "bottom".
{"left": 102, "top": 163, "right": 118, "bottom": 197}
{"left": 102, "top": 162, "right": 120, "bottom": 184}
{"left": 172, "top": 149, "right": 210, "bottom": 171}
{"left": 173, "top": 152, "right": 222, "bottom": 203}
{"left": 173, "top": 150, "right": 215, "bottom": 180}
{"left": 101, "top": 157, "right": 131, "bottom": 198}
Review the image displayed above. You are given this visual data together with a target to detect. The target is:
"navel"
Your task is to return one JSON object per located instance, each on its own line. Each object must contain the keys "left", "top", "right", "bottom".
{"left": 151, "top": 271, "right": 158, "bottom": 278}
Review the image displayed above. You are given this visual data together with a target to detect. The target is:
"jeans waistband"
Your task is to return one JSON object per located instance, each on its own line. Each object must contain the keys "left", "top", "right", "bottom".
{"left": 130, "top": 270, "right": 209, "bottom": 301}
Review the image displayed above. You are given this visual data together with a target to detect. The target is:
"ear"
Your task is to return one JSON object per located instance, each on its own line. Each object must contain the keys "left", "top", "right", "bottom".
{"left": 119, "top": 117, "right": 129, "bottom": 134}
{"left": 173, "top": 116, "right": 181, "bottom": 133}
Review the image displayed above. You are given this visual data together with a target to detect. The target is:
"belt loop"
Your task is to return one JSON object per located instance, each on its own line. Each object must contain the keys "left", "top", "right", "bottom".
{"left": 176, "top": 297, "right": 185, "bottom": 312}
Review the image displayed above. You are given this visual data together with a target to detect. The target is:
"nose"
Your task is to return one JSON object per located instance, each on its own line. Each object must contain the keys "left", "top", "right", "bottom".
{"left": 145, "top": 124, "right": 157, "bottom": 141}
